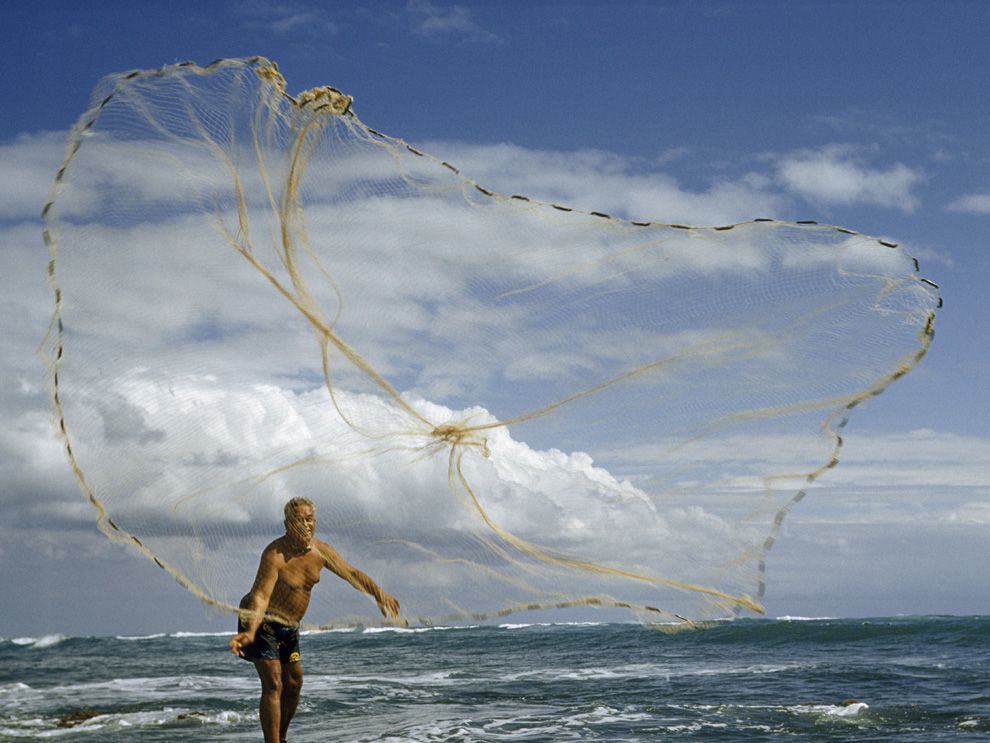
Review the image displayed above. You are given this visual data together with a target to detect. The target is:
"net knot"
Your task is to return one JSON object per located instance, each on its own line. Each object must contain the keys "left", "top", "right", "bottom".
{"left": 254, "top": 63, "right": 286, "bottom": 91}
{"left": 431, "top": 423, "right": 490, "bottom": 457}
{"left": 296, "top": 86, "right": 353, "bottom": 115}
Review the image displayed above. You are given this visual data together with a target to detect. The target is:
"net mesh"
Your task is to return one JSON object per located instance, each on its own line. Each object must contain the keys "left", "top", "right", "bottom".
{"left": 42, "top": 57, "right": 941, "bottom": 628}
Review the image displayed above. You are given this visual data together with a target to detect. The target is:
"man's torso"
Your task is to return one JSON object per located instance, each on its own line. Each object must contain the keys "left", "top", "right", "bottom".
{"left": 267, "top": 538, "right": 325, "bottom": 623}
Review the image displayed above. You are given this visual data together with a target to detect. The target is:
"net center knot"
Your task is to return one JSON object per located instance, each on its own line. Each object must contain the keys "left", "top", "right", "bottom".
{"left": 431, "top": 423, "right": 490, "bottom": 457}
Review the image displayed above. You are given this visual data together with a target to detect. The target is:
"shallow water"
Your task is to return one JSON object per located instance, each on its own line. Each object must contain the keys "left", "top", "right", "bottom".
{"left": 2, "top": 616, "right": 987, "bottom": 741}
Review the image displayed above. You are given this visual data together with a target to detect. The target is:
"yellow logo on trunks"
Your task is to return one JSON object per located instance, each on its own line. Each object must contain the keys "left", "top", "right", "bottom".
{"left": 289, "top": 651, "right": 300, "bottom": 663}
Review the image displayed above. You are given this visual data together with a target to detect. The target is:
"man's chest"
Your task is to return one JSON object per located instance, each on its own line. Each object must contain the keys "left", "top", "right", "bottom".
{"left": 278, "top": 555, "right": 322, "bottom": 589}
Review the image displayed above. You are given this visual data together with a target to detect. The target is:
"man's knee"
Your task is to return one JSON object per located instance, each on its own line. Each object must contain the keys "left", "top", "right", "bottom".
{"left": 283, "top": 664, "right": 303, "bottom": 692}
{"left": 256, "top": 662, "right": 283, "bottom": 695}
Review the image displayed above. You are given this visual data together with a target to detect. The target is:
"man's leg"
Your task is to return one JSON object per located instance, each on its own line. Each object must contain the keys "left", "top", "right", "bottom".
{"left": 279, "top": 660, "right": 303, "bottom": 742}
{"left": 253, "top": 659, "right": 283, "bottom": 743}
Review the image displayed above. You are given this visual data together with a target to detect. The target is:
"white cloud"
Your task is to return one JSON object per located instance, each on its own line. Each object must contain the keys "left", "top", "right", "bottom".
{"left": 774, "top": 144, "right": 925, "bottom": 212}
{"left": 946, "top": 192, "right": 990, "bottom": 215}
{"left": 655, "top": 147, "right": 691, "bottom": 166}
{"left": 233, "top": 1, "right": 338, "bottom": 36}
{"left": 613, "top": 428, "right": 990, "bottom": 507}
{"left": 939, "top": 501, "right": 990, "bottom": 524}
{"left": 272, "top": 12, "right": 326, "bottom": 34}
{"left": 764, "top": 520, "right": 990, "bottom": 617}
{"left": 406, "top": 0, "right": 501, "bottom": 43}
{"left": 18, "top": 366, "right": 765, "bottom": 620}
{"left": 424, "top": 142, "right": 785, "bottom": 225}
{"left": 0, "top": 132, "right": 66, "bottom": 220}
{"left": 822, "top": 428, "right": 990, "bottom": 490}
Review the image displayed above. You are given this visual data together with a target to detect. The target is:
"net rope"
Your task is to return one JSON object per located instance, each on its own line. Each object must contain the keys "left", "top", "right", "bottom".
{"left": 43, "top": 57, "right": 941, "bottom": 628}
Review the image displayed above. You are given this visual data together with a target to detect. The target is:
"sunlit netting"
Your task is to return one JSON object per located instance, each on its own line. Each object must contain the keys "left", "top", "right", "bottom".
{"left": 43, "top": 57, "right": 941, "bottom": 628}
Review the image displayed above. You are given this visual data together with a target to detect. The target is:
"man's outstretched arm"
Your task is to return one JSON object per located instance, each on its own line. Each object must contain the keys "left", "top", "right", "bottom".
{"left": 229, "top": 548, "right": 280, "bottom": 656}
{"left": 318, "top": 543, "right": 402, "bottom": 621}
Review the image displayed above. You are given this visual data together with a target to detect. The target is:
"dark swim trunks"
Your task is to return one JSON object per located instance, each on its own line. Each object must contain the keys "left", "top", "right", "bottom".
{"left": 237, "top": 614, "right": 301, "bottom": 664}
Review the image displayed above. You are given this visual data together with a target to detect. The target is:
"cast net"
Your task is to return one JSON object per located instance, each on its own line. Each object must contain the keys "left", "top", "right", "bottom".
{"left": 43, "top": 57, "right": 941, "bottom": 628}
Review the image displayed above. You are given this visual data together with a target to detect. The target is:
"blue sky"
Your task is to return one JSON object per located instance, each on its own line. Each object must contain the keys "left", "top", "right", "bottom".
{"left": 2, "top": 0, "right": 988, "bottom": 636}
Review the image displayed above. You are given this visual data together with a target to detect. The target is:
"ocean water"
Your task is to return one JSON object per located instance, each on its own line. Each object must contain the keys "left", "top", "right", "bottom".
{"left": 1, "top": 616, "right": 987, "bottom": 741}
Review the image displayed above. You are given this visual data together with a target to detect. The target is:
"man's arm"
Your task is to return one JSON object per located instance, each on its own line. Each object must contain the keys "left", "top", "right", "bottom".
{"left": 229, "top": 546, "right": 280, "bottom": 656}
{"left": 318, "top": 542, "right": 402, "bottom": 621}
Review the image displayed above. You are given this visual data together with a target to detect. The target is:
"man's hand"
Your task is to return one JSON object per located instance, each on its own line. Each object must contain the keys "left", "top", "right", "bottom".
{"left": 229, "top": 630, "right": 254, "bottom": 657}
{"left": 377, "top": 591, "right": 403, "bottom": 623}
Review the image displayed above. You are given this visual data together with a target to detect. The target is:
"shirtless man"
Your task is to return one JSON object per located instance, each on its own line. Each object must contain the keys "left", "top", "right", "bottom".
{"left": 229, "top": 497, "right": 401, "bottom": 743}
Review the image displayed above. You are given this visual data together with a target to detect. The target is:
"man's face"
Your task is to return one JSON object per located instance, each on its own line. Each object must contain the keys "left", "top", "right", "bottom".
{"left": 285, "top": 504, "right": 316, "bottom": 544}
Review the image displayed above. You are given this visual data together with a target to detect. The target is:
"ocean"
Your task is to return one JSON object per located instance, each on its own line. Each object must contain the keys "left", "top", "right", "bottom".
{"left": 1, "top": 616, "right": 987, "bottom": 741}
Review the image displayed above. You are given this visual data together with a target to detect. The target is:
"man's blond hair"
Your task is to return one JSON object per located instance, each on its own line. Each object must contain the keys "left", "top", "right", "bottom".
{"left": 284, "top": 496, "right": 315, "bottom": 519}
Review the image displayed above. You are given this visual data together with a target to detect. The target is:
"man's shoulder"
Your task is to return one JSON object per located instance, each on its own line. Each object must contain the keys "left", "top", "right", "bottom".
{"left": 261, "top": 538, "right": 289, "bottom": 561}
{"left": 313, "top": 538, "right": 335, "bottom": 554}
{"left": 313, "top": 539, "right": 342, "bottom": 563}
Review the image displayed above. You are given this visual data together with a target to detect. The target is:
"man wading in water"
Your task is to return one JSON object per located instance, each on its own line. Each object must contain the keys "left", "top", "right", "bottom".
{"left": 230, "top": 497, "right": 401, "bottom": 743}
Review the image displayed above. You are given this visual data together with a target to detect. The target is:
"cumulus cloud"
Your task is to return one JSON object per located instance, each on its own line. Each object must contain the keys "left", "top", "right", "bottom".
{"left": 774, "top": 144, "right": 925, "bottom": 212}
{"left": 946, "top": 192, "right": 990, "bottom": 215}
{"left": 16, "top": 363, "right": 764, "bottom": 620}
